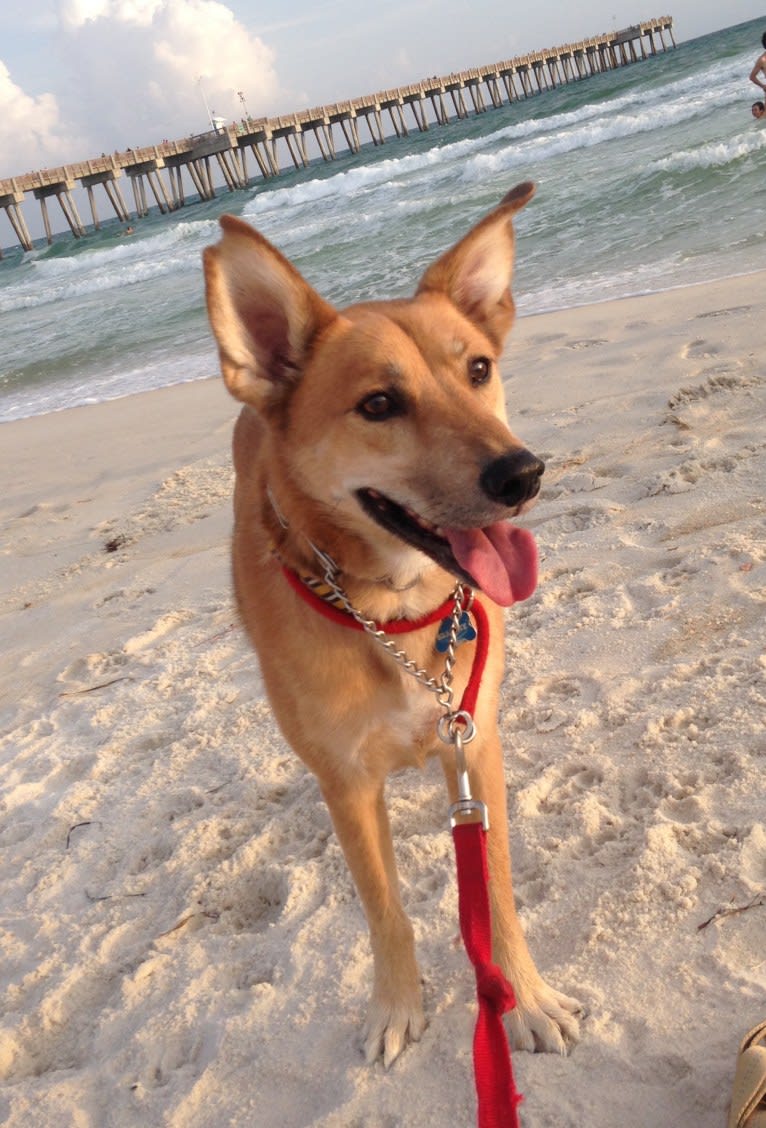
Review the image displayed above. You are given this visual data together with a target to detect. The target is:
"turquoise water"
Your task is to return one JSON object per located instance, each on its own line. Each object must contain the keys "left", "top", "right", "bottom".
{"left": 1, "top": 17, "right": 764, "bottom": 423}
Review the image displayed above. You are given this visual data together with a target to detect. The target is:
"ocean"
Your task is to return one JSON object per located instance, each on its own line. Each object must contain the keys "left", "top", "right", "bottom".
{"left": 1, "top": 17, "right": 764, "bottom": 424}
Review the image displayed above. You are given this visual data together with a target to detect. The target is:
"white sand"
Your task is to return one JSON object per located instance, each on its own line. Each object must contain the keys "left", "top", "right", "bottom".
{"left": 1, "top": 274, "right": 764, "bottom": 1127}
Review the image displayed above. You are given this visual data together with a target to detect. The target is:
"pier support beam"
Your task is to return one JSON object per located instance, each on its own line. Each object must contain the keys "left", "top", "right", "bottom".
{"left": 385, "top": 101, "right": 409, "bottom": 137}
{"left": 428, "top": 90, "right": 450, "bottom": 124}
{"left": 466, "top": 79, "right": 487, "bottom": 113}
{"left": 407, "top": 96, "right": 429, "bottom": 132}
{"left": 81, "top": 169, "right": 130, "bottom": 228}
{"left": 483, "top": 75, "right": 503, "bottom": 108}
{"left": 448, "top": 85, "right": 468, "bottom": 118}
{"left": 337, "top": 114, "right": 361, "bottom": 153}
{"left": 0, "top": 189, "right": 33, "bottom": 252}
{"left": 33, "top": 182, "right": 85, "bottom": 244}
{"left": 359, "top": 106, "right": 385, "bottom": 145}
{"left": 164, "top": 163, "right": 186, "bottom": 206}
{"left": 128, "top": 173, "right": 148, "bottom": 217}
{"left": 248, "top": 141, "right": 276, "bottom": 178}
{"left": 517, "top": 67, "right": 533, "bottom": 97}
{"left": 310, "top": 123, "right": 335, "bottom": 160}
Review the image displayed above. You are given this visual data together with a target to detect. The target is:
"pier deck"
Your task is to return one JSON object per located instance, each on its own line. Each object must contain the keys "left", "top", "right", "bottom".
{"left": 0, "top": 17, "right": 675, "bottom": 252}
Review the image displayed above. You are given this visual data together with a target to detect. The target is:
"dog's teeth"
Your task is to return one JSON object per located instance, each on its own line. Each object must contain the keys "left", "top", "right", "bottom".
{"left": 362, "top": 489, "right": 444, "bottom": 540}
{"left": 404, "top": 504, "right": 431, "bottom": 531}
{"left": 414, "top": 512, "right": 437, "bottom": 534}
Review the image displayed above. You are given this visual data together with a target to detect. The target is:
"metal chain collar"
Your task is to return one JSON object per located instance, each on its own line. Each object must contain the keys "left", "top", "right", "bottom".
{"left": 308, "top": 538, "right": 474, "bottom": 730}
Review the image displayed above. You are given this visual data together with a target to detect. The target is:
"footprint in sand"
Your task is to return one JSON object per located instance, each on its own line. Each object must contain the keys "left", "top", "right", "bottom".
{"left": 96, "top": 457, "right": 234, "bottom": 554}
{"left": 206, "top": 865, "right": 290, "bottom": 934}
{"left": 566, "top": 338, "right": 608, "bottom": 350}
{"left": 667, "top": 367, "right": 754, "bottom": 411}
{"left": 509, "top": 673, "right": 602, "bottom": 734}
{"left": 681, "top": 337, "right": 721, "bottom": 361}
{"left": 529, "top": 332, "right": 567, "bottom": 346}
{"left": 56, "top": 649, "right": 130, "bottom": 692}
{"left": 515, "top": 754, "right": 606, "bottom": 819}
{"left": 644, "top": 450, "right": 753, "bottom": 497}
{"left": 123, "top": 610, "right": 196, "bottom": 655}
{"left": 538, "top": 503, "right": 619, "bottom": 535}
{"left": 694, "top": 304, "right": 752, "bottom": 320}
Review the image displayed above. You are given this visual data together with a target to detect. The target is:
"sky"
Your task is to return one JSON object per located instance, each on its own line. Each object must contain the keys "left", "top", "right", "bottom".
{"left": 0, "top": 0, "right": 764, "bottom": 180}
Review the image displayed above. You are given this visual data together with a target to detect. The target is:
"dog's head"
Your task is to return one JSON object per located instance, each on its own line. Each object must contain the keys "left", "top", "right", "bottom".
{"left": 204, "top": 182, "right": 541, "bottom": 607}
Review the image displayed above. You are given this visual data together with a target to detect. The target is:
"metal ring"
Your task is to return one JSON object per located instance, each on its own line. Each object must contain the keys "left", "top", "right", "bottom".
{"left": 437, "top": 710, "right": 476, "bottom": 745}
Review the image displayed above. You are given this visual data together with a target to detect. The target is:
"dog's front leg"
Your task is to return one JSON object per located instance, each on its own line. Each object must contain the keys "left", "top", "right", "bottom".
{"left": 319, "top": 777, "right": 425, "bottom": 1068}
{"left": 442, "top": 734, "right": 583, "bottom": 1054}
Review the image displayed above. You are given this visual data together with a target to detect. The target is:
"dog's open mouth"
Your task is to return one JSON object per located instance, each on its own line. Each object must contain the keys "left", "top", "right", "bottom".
{"left": 356, "top": 487, "right": 538, "bottom": 607}
{"left": 356, "top": 487, "right": 475, "bottom": 586}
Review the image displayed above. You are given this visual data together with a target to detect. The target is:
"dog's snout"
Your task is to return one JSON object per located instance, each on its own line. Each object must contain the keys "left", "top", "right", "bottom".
{"left": 480, "top": 449, "right": 545, "bottom": 507}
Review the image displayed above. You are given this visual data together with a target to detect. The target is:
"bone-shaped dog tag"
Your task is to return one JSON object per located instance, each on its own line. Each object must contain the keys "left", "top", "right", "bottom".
{"left": 435, "top": 612, "right": 476, "bottom": 653}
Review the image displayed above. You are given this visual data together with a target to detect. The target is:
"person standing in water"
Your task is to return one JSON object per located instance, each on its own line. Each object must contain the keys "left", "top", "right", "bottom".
{"left": 749, "top": 32, "right": 766, "bottom": 95}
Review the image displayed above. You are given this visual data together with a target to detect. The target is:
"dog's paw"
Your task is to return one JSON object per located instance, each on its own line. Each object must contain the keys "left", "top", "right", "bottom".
{"left": 362, "top": 989, "right": 426, "bottom": 1068}
{"left": 506, "top": 980, "right": 584, "bottom": 1055}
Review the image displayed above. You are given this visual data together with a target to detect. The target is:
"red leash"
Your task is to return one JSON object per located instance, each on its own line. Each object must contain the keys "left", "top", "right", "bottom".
{"left": 454, "top": 598, "right": 523, "bottom": 1128}
{"left": 454, "top": 822, "right": 522, "bottom": 1128}
{"left": 282, "top": 564, "right": 521, "bottom": 1126}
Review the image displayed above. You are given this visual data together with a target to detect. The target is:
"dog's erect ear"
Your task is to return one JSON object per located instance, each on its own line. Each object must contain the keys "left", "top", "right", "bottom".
{"left": 203, "top": 215, "right": 338, "bottom": 410}
{"left": 416, "top": 181, "right": 535, "bottom": 348}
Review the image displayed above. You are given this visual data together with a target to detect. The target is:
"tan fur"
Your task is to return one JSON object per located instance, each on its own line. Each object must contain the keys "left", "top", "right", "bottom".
{"left": 204, "top": 182, "right": 582, "bottom": 1067}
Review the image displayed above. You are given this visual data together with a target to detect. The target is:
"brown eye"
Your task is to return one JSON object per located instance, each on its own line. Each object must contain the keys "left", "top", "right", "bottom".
{"left": 469, "top": 357, "right": 492, "bottom": 386}
{"left": 357, "top": 392, "right": 402, "bottom": 420}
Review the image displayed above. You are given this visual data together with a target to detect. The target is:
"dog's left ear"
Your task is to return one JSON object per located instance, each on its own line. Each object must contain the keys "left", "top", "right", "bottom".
{"left": 416, "top": 181, "right": 535, "bottom": 348}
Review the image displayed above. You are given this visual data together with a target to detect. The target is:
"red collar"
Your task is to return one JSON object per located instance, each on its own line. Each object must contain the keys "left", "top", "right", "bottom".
{"left": 280, "top": 563, "right": 490, "bottom": 716}
{"left": 281, "top": 563, "right": 460, "bottom": 631}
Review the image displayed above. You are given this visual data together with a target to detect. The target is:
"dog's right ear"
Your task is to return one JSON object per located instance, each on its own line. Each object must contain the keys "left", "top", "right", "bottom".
{"left": 203, "top": 215, "right": 337, "bottom": 410}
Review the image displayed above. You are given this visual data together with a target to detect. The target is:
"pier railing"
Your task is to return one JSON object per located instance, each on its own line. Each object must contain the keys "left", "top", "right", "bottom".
{"left": 0, "top": 17, "right": 674, "bottom": 252}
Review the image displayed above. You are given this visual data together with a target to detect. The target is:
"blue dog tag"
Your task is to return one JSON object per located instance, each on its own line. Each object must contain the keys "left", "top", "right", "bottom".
{"left": 435, "top": 611, "right": 476, "bottom": 653}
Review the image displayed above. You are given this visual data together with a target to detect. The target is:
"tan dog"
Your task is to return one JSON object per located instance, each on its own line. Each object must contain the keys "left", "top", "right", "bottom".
{"left": 203, "top": 182, "right": 581, "bottom": 1067}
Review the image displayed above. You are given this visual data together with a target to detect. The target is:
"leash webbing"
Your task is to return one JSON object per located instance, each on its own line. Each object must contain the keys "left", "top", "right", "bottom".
{"left": 456, "top": 597, "right": 489, "bottom": 716}
{"left": 454, "top": 595, "right": 522, "bottom": 1128}
{"left": 281, "top": 562, "right": 521, "bottom": 1126}
{"left": 454, "top": 823, "right": 522, "bottom": 1128}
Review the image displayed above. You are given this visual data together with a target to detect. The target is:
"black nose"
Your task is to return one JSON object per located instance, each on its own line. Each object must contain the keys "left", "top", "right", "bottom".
{"left": 480, "top": 449, "right": 545, "bottom": 507}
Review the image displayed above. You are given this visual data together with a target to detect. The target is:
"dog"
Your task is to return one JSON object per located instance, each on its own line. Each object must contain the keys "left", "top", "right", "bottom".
{"left": 203, "top": 181, "right": 581, "bottom": 1067}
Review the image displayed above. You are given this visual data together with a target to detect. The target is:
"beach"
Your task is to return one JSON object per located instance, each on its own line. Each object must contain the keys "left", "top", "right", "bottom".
{"left": 1, "top": 270, "right": 764, "bottom": 1126}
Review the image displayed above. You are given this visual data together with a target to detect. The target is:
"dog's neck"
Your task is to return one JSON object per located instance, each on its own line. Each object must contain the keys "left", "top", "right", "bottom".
{"left": 264, "top": 483, "right": 453, "bottom": 621}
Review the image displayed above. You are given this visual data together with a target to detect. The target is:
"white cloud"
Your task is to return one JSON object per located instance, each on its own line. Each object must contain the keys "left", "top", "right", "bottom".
{"left": 58, "top": 0, "right": 281, "bottom": 146}
{"left": 60, "top": 0, "right": 166, "bottom": 29}
{"left": 0, "top": 1, "right": 282, "bottom": 176}
{"left": 0, "top": 61, "right": 83, "bottom": 176}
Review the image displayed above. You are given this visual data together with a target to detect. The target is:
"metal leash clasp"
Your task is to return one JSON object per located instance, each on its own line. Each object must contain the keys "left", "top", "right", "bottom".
{"left": 438, "top": 710, "right": 489, "bottom": 831}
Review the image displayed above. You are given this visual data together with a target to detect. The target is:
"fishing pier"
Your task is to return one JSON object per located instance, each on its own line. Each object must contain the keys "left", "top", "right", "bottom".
{"left": 0, "top": 16, "right": 675, "bottom": 252}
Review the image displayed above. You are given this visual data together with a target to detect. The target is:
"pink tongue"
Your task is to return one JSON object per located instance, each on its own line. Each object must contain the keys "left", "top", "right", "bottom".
{"left": 445, "top": 523, "right": 538, "bottom": 607}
